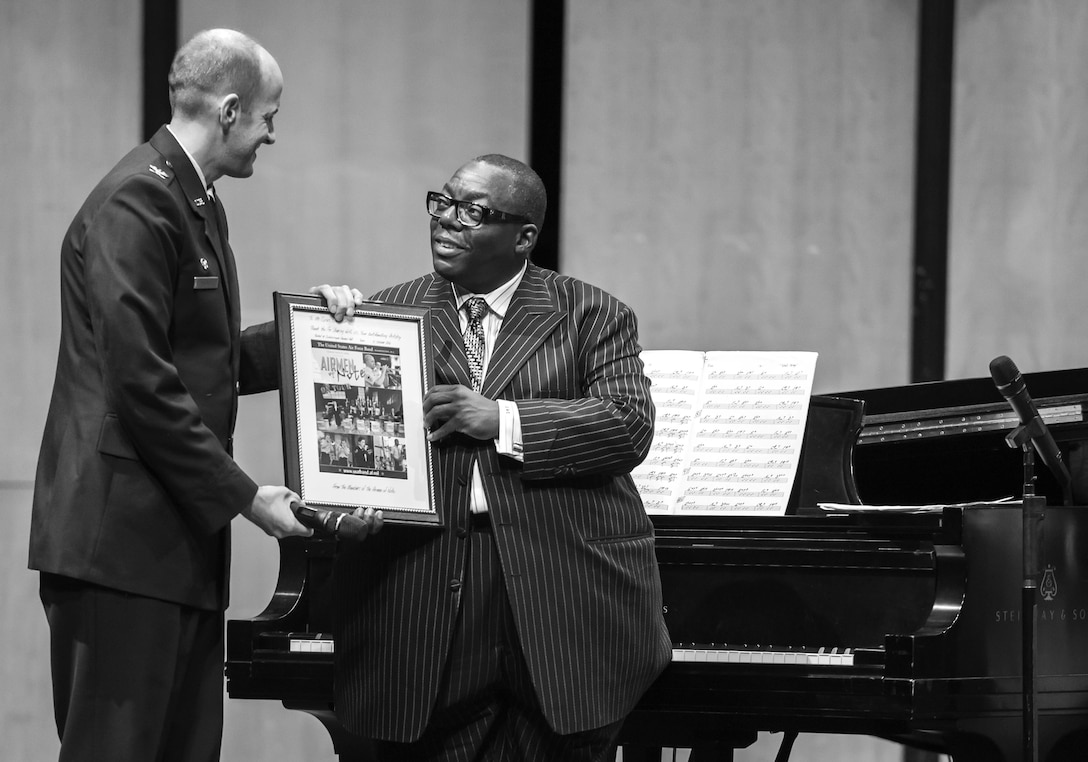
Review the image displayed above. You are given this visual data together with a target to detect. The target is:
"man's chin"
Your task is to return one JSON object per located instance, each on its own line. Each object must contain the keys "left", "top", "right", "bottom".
{"left": 431, "top": 254, "right": 460, "bottom": 281}
{"left": 222, "top": 161, "right": 256, "bottom": 180}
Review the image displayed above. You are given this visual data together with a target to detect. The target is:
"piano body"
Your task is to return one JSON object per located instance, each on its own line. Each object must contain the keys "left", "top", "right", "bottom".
{"left": 226, "top": 367, "right": 1088, "bottom": 761}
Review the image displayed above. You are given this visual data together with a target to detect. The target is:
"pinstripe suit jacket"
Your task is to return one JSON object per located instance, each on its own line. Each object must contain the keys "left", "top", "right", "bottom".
{"left": 334, "top": 263, "right": 672, "bottom": 740}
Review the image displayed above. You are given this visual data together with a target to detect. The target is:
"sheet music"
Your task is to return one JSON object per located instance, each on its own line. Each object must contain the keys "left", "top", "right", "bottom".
{"left": 633, "top": 350, "right": 818, "bottom": 517}
{"left": 817, "top": 496, "right": 1019, "bottom": 514}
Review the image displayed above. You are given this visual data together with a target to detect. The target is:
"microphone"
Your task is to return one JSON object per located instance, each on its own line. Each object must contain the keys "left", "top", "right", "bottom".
{"left": 291, "top": 502, "right": 372, "bottom": 542}
{"left": 989, "top": 355, "right": 1072, "bottom": 498}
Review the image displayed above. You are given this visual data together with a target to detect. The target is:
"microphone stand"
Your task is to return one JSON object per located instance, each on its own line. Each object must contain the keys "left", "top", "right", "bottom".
{"left": 1005, "top": 421, "right": 1045, "bottom": 762}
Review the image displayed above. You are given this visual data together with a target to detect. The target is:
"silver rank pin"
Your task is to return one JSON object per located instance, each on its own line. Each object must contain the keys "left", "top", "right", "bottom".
{"left": 200, "top": 257, "right": 210, "bottom": 270}
{"left": 148, "top": 164, "right": 169, "bottom": 180}
{"left": 193, "top": 197, "right": 205, "bottom": 206}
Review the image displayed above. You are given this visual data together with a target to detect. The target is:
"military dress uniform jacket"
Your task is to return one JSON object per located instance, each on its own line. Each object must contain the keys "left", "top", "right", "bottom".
{"left": 29, "top": 126, "right": 278, "bottom": 611}
{"left": 334, "top": 264, "right": 673, "bottom": 740}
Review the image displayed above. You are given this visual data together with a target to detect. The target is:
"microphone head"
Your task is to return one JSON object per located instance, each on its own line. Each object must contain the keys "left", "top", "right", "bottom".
{"left": 989, "top": 355, "right": 1020, "bottom": 387}
{"left": 335, "top": 513, "right": 371, "bottom": 542}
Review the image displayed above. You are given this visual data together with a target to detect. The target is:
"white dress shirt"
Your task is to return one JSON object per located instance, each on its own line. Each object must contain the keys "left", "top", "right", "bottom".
{"left": 455, "top": 263, "right": 526, "bottom": 514}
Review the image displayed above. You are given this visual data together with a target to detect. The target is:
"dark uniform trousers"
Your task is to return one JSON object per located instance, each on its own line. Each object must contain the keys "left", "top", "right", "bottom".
{"left": 40, "top": 572, "right": 225, "bottom": 762}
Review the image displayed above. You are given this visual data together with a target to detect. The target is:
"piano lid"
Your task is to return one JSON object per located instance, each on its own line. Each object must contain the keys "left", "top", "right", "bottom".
{"left": 833, "top": 366, "right": 1088, "bottom": 507}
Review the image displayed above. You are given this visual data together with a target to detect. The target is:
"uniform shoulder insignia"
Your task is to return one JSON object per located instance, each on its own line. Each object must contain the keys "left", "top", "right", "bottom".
{"left": 148, "top": 163, "right": 171, "bottom": 181}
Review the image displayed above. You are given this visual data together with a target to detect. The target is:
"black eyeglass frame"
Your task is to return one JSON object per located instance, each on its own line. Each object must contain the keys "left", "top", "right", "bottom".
{"left": 426, "top": 191, "right": 531, "bottom": 229}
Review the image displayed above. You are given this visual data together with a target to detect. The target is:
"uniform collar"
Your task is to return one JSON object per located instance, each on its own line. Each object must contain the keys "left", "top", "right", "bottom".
{"left": 165, "top": 125, "right": 214, "bottom": 200}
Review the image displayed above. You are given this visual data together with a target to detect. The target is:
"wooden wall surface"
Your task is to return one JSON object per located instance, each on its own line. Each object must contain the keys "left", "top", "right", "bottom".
{"left": 1, "top": 2, "right": 141, "bottom": 760}
{"left": 947, "top": 0, "right": 1088, "bottom": 379}
{"left": 4, "top": 0, "right": 1088, "bottom": 760}
{"left": 563, "top": 0, "right": 919, "bottom": 395}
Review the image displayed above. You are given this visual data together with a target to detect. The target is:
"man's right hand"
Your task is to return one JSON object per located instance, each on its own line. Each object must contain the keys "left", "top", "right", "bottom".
{"left": 242, "top": 485, "right": 314, "bottom": 538}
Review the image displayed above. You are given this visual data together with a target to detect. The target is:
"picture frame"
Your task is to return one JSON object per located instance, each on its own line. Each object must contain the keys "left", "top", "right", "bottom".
{"left": 274, "top": 291, "right": 441, "bottom": 527}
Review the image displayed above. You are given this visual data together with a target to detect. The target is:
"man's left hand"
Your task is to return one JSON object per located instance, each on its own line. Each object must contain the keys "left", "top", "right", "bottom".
{"left": 310, "top": 283, "right": 365, "bottom": 321}
{"left": 424, "top": 384, "right": 499, "bottom": 442}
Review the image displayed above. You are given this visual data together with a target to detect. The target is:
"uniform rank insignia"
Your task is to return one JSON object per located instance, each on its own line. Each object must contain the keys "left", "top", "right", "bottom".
{"left": 148, "top": 164, "right": 169, "bottom": 180}
{"left": 194, "top": 197, "right": 205, "bottom": 206}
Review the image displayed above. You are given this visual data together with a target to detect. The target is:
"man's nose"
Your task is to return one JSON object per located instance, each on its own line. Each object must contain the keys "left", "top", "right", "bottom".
{"left": 438, "top": 204, "right": 462, "bottom": 227}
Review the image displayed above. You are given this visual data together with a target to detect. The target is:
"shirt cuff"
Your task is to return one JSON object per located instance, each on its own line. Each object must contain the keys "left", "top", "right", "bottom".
{"left": 495, "top": 400, "right": 524, "bottom": 462}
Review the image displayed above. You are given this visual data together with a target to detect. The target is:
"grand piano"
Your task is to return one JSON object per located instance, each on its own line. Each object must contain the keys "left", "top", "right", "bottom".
{"left": 226, "top": 367, "right": 1088, "bottom": 761}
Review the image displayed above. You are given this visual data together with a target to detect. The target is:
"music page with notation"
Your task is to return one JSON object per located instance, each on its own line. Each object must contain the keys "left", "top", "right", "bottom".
{"left": 633, "top": 350, "right": 817, "bottom": 517}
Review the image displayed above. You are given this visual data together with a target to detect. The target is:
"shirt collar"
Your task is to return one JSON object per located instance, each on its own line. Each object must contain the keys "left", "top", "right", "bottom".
{"left": 166, "top": 125, "right": 213, "bottom": 199}
{"left": 454, "top": 262, "right": 527, "bottom": 320}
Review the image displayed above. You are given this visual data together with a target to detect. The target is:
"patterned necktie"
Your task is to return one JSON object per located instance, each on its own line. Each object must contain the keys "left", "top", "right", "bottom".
{"left": 463, "top": 297, "right": 488, "bottom": 392}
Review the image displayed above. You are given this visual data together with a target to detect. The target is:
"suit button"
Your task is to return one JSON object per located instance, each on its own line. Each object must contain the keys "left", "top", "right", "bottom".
{"left": 456, "top": 527, "right": 468, "bottom": 539}
{"left": 449, "top": 579, "right": 462, "bottom": 592}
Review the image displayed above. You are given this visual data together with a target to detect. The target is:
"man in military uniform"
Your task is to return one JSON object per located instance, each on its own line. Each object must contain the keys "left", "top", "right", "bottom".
{"left": 30, "top": 28, "right": 380, "bottom": 761}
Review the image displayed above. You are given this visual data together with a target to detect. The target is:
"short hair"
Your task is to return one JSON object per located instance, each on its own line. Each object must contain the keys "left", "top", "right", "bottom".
{"left": 473, "top": 154, "right": 547, "bottom": 228}
{"left": 168, "top": 29, "right": 266, "bottom": 119}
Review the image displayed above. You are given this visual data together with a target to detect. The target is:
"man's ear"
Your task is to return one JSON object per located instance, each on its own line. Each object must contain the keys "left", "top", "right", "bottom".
{"left": 515, "top": 224, "right": 539, "bottom": 257}
{"left": 218, "top": 93, "right": 241, "bottom": 131}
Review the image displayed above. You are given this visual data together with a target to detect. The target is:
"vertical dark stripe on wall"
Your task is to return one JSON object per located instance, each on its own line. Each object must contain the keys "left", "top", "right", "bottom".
{"left": 911, "top": 0, "right": 956, "bottom": 383}
{"left": 528, "top": 0, "right": 565, "bottom": 273}
{"left": 142, "top": 0, "right": 179, "bottom": 141}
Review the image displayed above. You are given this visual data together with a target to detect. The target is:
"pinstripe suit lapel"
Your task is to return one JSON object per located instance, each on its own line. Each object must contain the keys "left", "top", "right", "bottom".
{"left": 483, "top": 266, "right": 562, "bottom": 398}
{"left": 421, "top": 278, "right": 475, "bottom": 388}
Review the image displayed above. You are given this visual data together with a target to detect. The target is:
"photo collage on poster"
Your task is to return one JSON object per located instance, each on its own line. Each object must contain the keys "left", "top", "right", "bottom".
{"left": 313, "top": 340, "right": 408, "bottom": 481}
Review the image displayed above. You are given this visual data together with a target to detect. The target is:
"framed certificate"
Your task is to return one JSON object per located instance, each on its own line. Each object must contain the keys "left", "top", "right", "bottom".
{"left": 274, "top": 292, "right": 440, "bottom": 526}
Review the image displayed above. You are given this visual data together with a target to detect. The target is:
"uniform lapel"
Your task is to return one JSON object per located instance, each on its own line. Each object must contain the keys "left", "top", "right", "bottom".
{"left": 149, "top": 127, "right": 238, "bottom": 336}
{"left": 211, "top": 194, "right": 242, "bottom": 370}
{"left": 483, "top": 265, "right": 562, "bottom": 397}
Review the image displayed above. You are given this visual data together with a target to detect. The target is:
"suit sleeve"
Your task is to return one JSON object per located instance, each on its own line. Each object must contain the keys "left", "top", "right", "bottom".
{"left": 239, "top": 320, "right": 279, "bottom": 394}
{"left": 516, "top": 301, "right": 655, "bottom": 479}
{"left": 82, "top": 175, "right": 256, "bottom": 533}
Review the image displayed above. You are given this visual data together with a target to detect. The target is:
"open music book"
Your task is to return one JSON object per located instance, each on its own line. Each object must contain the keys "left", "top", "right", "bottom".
{"left": 632, "top": 350, "right": 818, "bottom": 517}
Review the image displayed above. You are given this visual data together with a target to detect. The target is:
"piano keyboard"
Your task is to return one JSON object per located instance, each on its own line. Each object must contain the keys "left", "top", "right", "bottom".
{"left": 256, "top": 632, "right": 335, "bottom": 654}
{"left": 672, "top": 646, "right": 857, "bottom": 666}
{"left": 269, "top": 635, "right": 872, "bottom": 665}
{"left": 290, "top": 636, "right": 334, "bottom": 654}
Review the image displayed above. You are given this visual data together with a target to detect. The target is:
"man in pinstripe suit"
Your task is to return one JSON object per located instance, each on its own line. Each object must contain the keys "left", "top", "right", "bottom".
{"left": 334, "top": 154, "right": 672, "bottom": 760}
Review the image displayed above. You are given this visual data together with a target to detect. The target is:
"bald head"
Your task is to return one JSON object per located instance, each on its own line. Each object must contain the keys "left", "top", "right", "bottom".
{"left": 168, "top": 29, "right": 275, "bottom": 120}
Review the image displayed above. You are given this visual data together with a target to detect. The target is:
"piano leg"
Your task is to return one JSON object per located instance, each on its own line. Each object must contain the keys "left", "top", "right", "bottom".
{"left": 282, "top": 702, "right": 377, "bottom": 762}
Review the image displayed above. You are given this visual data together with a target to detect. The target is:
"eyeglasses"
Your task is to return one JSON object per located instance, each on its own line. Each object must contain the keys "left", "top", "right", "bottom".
{"left": 426, "top": 191, "right": 530, "bottom": 229}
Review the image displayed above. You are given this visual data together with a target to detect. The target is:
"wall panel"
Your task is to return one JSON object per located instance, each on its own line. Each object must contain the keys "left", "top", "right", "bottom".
{"left": 948, "top": 0, "right": 1088, "bottom": 379}
{"left": 0, "top": 2, "right": 141, "bottom": 758}
{"left": 0, "top": 0, "right": 141, "bottom": 480}
{"left": 563, "top": 0, "right": 919, "bottom": 395}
